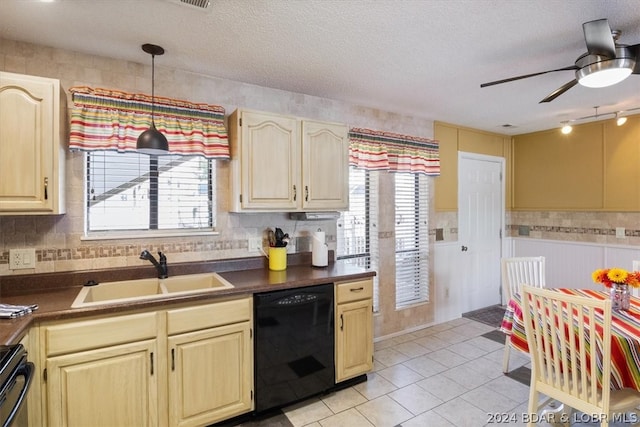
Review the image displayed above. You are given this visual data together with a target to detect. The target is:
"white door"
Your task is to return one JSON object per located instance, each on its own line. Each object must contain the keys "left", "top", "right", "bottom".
{"left": 458, "top": 152, "right": 504, "bottom": 312}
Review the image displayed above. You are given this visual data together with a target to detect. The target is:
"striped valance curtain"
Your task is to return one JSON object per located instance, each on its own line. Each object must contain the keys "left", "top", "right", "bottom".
{"left": 348, "top": 127, "right": 440, "bottom": 175}
{"left": 69, "top": 86, "right": 229, "bottom": 159}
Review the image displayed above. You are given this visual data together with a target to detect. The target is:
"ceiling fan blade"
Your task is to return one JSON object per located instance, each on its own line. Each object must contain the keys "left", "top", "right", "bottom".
{"left": 628, "top": 43, "right": 640, "bottom": 74}
{"left": 480, "top": 65, "right": 578, "bottom": 88}
{"left": 583, "top": 18, "right": 616, "bottom": 58}
{"left": 539, "top": 79, "right": 579, "bottom": 103}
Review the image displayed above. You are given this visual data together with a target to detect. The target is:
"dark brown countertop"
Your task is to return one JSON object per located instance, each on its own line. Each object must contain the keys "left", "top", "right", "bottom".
{"left": 0, "top": 254, "right": 375, "bottom": 345}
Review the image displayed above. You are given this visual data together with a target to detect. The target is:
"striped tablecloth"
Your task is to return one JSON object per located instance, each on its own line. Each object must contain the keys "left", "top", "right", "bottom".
{"left": 500, "top": 288, "right": 640, "bottom": 391}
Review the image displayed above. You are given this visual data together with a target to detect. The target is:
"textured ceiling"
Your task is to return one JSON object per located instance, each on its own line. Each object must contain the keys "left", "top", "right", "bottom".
{"left": 2, "top": 0, "right": 640, "bottom": 135}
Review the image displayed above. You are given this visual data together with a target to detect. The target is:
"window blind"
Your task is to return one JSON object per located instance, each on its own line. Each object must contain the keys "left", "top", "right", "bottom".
{"left": 394, "top": 173, "right": 429, "bottom": 308}
{"left": 337, "top": 167, "right": 380, "bottom": 311}
{"left": 87, "top": 151, "right": 214, "bottom": 232}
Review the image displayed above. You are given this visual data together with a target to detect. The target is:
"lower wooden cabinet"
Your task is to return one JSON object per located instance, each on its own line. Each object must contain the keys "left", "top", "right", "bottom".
{"left": 335, "top": 278, "right": 374, "bottom": 383}
{"left": 46, "top": 340, "right": 159, "bottom": 427}
{"left": 167, "top": 299, "right": 253, "bottom": 427}
{"left": 37, "top": 296, "right": 253, "bottom": 427}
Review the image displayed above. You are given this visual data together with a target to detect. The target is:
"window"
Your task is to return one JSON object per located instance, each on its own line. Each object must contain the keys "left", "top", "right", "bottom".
{"left": 86, "top": 151, "right": 214, "bottom": 233}
{"left": 337, "top": 167, "right": 379, "bottom": 311}
{"left": 395, "top": 173, "right": 429, "bottom": 308}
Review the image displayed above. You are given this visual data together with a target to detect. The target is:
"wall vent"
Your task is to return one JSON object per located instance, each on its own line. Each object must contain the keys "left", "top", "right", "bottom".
{"left": 168, "top": 0, "right": 211, "bottom": 10}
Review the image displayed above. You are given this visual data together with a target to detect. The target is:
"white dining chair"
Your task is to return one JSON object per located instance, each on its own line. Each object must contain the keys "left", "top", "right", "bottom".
{"left": 521, "top": 285, "right": 640, "bottom": 427}
{"left": 631, "top": 260, "right": 640, "bottom": 297}
{"left": 501, "top": 256, "right": 545, "bottom": 373}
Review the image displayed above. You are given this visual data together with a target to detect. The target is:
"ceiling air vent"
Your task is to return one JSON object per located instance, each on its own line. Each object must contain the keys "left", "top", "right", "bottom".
{"left": 167, "top": 0, "right": 211, "bottom": 10}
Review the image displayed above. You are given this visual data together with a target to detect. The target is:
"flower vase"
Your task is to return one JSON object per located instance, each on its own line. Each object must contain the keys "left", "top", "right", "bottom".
{"left": 610, "top": 283, "right": 631, "bottom": 311}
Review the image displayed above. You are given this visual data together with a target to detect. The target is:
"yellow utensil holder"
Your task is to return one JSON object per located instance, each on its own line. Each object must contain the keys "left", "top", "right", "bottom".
{"left": 268, "top": 247, "right": 287, "bottom": 271}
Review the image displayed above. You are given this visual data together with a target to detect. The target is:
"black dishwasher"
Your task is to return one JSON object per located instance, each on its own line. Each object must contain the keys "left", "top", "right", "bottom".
{"left": 254, "top": 283, "right": 334, "bottom": 414}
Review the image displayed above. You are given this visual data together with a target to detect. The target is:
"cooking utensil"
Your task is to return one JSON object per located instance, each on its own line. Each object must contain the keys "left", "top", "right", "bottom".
{"left": 274, "top": 227, "right": 289, "bottom": 247}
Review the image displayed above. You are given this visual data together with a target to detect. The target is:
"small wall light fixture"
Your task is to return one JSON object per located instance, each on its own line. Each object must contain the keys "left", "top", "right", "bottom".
{"left": 616, "top": 112, "right": 628, "bottom": 126}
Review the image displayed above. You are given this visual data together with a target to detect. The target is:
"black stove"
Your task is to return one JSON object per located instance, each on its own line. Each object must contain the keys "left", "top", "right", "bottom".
{"left": 0, "top": 344, "right": 33, "bottom": 427}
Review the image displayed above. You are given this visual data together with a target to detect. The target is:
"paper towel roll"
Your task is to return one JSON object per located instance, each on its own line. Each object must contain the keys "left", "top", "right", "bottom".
{"left": 312, "top": 231, "right": 328, "bottom": 267}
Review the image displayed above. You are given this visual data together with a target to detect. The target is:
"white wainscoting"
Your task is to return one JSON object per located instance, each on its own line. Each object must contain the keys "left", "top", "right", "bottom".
{"left": 433, "top": 241, "right": 463, "bottom": 323}
{"left": 508, "top": 237, "right": 640, "bottom": 290}
{"left": 433, "top": 238, "right": 640, "bottom": 324}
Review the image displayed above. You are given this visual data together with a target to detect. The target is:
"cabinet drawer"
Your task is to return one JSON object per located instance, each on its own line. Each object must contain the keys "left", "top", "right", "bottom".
{"left": 335, "top": 279, "right": 373, "bottom": 304}
{"left": 167, "top": 297, "right": 252, "bottom": 335}
{"left": 44, "top": 312, "right": 158, "bottom": 356}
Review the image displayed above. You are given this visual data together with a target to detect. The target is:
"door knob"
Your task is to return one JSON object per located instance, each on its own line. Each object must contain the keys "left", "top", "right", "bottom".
{"left": 461, "top": 245, "right": 468, "bottom": 252}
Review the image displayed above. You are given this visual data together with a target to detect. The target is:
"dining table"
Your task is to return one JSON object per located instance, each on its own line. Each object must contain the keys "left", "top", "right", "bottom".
{"left": 500, "top": 287, "right": 640, "bottom": 392}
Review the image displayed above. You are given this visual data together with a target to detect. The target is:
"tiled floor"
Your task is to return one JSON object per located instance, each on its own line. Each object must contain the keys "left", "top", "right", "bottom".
{"left": 234, "top": 317, "right": 639, "bottom": 427}
{"left": 276, "top": 317, "right": 536, "bottom": 427}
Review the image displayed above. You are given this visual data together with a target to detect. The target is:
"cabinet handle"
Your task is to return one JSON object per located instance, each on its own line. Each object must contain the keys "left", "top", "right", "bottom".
{"left": 350, "top": 287, "right": 364, "bottom": 292}
{"left": 150, "top": 352, "right": 154, "bottom": 375}
{"left": 340, "top": 313, "right": 344, "bottom": 331}
{"left": 293, "top": 185, "right": 297, "bottom": 201}
{"left": 44, "top": 177, "right": 48, "bottom": 200}
{"left": 171, "top": 348, "right": 175, "bottom": 371}
{"left": 305, "top": 186, "right": 309, "bottom": 201}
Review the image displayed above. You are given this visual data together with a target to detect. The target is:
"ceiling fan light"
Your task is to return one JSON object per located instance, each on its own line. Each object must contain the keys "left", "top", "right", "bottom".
{"left": 578, "top": 67, "right": 632, "bottom": 88}
{"left": 575, "top": 49, "right": 635, "bottom": 88}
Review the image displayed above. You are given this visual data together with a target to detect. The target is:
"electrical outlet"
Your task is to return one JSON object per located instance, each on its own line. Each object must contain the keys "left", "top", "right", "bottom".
{"left": 616, "top": 227, "right": 626, "bottom": 238}
{"left": 9, "top": 248, "right": 36, "bottom": 270}
{"left": 249, "top": 238, "right": 262, "bottom": 252}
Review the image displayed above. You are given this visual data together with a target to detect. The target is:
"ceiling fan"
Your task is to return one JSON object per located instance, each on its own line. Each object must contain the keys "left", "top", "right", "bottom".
{"left": 480, "top": 19, "right": 640, "bottom": 103}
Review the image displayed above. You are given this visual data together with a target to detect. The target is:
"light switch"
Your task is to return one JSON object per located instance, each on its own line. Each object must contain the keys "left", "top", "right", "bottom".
{"left": 616, "top": 227, "right": 626, "bottom": 238}
{"left": 9, "top": 248, "right": 36, "bottom": 269}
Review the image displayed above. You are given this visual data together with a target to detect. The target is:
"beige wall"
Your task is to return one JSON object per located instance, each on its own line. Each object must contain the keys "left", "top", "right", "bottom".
{"left": 0, "top": 38, "right": 436, "bottom": 337}
{"left": 508, "top": 114, "right": 640, "bottom": 246}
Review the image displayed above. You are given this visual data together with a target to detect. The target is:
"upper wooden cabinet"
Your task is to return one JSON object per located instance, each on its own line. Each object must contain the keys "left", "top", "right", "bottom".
{"left": 0, "top": 72, "right": 65, "bottom": 214}
{"left": 228, "top": 109, "right": 348, "bottom": 212}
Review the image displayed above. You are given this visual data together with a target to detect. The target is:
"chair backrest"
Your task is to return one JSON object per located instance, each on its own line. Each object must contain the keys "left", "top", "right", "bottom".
{"left": 501, "top": 256, "right": 546, "bottom": 300}
{"left": 521, "top": 286, "right": 613, "bottom": 416}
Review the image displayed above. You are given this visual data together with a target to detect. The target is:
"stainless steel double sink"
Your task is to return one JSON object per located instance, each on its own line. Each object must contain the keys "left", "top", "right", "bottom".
{"left": 71, "top": 272, "right": 234, "bottom": 308}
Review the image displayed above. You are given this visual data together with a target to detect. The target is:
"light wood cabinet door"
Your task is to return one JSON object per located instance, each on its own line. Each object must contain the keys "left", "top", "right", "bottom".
{"left": 236, "top": 110, "right": 300, "bottom": 210}
{"left": 0, "top": 72, "right": 64, "bottom": 214}
{"left": 335, "top": 279, "right": 374, "bottom": 383}
{"left": 301, "top": 120, "right": 349, "bottom": 210}
{"left": 46, "top": 340, "right": 158, "bottom": 427}
{"left": 229, "top": 109, "right": 349, "bottom": 212}
{"left": 168, "top": 321, "right": 253, "bottom": 427}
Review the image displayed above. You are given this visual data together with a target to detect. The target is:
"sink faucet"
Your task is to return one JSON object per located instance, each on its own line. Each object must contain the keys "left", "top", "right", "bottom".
{"left": 140, "top": 250, "right": 168, "bottom": 279}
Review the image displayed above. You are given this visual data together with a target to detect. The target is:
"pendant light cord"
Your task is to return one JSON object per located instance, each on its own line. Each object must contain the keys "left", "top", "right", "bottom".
{"left": 151, "top": 53, "right": 156, "bottom": 127}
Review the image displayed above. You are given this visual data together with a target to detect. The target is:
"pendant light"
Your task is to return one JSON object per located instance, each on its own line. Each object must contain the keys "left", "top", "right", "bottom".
{"left": 136, "top": 43, "right": 169, "bottom": 155}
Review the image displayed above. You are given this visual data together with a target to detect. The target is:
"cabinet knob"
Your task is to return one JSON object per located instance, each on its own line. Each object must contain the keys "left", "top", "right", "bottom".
{"left": 293, "top": 185, "right": 297, "bottom": 201}
{"left": 305, "top": 186, "right": 309, "bottom": 201}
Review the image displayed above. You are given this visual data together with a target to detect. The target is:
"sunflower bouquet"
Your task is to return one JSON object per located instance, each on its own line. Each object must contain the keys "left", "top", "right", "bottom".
{"left": 592, "top": 267, "right": 640, "bottom": 288}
